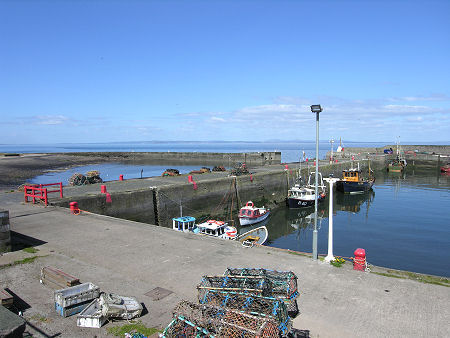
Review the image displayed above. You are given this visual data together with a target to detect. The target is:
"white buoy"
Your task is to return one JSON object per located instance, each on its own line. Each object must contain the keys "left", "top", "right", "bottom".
{"left": 324, "top": 177, "right": 340, "bottom": 262}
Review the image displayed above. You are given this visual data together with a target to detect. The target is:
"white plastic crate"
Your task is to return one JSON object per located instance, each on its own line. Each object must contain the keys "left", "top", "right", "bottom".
{"left": 54, "top": 282, "right": 100, "bottom": 308}
{"left": 77, "top": 299, "right": 106, "bottom": 328}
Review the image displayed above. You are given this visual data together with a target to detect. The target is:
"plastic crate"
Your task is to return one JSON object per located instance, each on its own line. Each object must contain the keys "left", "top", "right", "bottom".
{"left": 54, "top": 282, "right": 100, "bottom": 308}
{"left": 77, "top": 299, "right": 107, "bottom": 328}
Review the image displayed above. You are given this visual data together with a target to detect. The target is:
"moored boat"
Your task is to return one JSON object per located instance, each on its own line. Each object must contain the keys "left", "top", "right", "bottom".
{"left": 440, "top": 163, "right": 450, "bottom": 173}
{"left": 172, "top": 216, "right": 196, "bottom": 232}
{"left": 194, "top": 219, "right": 237, "bottom": 240}
{"left": 336, "top": 166, "right": 375, "bottom": 194}
{"left": 237, "top": 225, "right": 268, "bottom": 246}
{"left": 287, "top": 172, "right": 326, "bottom": 208}
{"left": 238, "top": 201, "right": 270, "bottom": 226}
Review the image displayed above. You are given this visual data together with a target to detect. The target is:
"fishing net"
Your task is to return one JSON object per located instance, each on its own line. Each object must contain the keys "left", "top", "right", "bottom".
{"left": 198, "top": 290, "right": 292, "bottom": 336}
{"left": 197, "top": 275, "right": 273, "bottom": 302}
{"left": 167, "top": 300, "right": 279, "bottom": 338}
{"left": 224, "top": 268, "right": 299, "bottom": 316}
{"left": 68, "top": 173, "right": 87, "bottom": 186}
{"left": 224, "top": 268, "right": 298, "bottom": 300}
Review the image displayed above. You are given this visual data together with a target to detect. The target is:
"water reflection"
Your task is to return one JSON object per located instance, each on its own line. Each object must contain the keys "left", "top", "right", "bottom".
{"left": 266, "top": 190, "right": 375, "bottom": 245}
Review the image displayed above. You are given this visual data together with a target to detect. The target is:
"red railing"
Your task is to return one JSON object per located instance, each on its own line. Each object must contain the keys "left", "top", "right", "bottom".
{"left": 24, "top": 182, "right": 63, "bottom": 206}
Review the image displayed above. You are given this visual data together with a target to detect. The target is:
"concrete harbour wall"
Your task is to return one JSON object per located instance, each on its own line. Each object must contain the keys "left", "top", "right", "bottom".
{"left": 0, "top": 210, "right": 11, "bottom": 253}
{"left": 54, "top": 158, "right": 379, "bottom": 228}
{"left": 63, "top": 151, "right": 282, "bottom": 166}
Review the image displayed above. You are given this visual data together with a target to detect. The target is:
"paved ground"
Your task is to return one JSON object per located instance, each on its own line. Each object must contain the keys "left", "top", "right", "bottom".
{"left": 0, "top": 193, "right": 449, "bottom": 337}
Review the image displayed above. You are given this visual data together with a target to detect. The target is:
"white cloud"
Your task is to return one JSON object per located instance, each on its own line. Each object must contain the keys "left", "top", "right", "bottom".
{"left": 34, "top": 115, "right": 69, "bottom": 125}
{"left": 211, "top": 116, "right": 226, "bottom": 122}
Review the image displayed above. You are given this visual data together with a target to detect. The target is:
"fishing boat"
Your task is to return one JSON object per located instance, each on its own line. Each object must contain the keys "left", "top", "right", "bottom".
{"left": 440, "top": 163, "right": 450, "bottom": 173}
{"left": 388, "top": 139, "right": 407, "bottom": 172}
{"left": 172, "top": 216, "right": 196, "bottom": 232}
{"left": 287, "top": 172, "right": 326, "bottom": 208}
{"left": 238, "top": 201, "right": 270, "bottom": 226}
{"left": 237, "top": 225, "right": 268, "bottom": 246}
{"left": 336, "top": 164, "right": 375, "bottom": 194}
{"left": 194, "top": 219, "right": 237, "bottom": 240}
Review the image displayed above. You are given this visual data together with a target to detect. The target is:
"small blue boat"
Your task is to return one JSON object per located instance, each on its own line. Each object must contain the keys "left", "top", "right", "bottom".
{"left": 172, "top": 216, "right": 196, "bottom": 232}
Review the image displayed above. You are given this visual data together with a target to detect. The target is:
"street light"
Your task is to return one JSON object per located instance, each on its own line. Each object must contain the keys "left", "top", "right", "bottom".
{"left": 310, "top": 104, "right": 322, "bottom": 260}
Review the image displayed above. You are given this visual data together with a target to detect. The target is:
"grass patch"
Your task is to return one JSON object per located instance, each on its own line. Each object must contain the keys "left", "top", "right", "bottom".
{"left": 107, "top": 321, "right": 161, "bottom": 337}
{"left": 329, "top": 257, "right": 345, "bottom": 267}
{"left": 22, "top": 247, "right": 39, "bottom": 254}
{"left": 30, "top": 314, "right": 52, "bottom": 323}
{"left": 371, "top": 270, "right": 449, "bottom": 287}
{"left": 14, "top": 256, "right": 40, "bottom": 265}
{"left": 287, "top": 250, "right": 311, "bottom": 258}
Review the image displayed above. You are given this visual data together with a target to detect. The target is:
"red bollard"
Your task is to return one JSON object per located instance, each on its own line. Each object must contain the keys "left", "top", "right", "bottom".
{"left": 188, "top": 175, "right": 193, "bottom": 183}
{"left": 119, "top": 175, "right": 124, "bottom": 181}
{"left": 69, "top": 201, "right": 79, "bottom": 214}
{"left": 250, "top": 174, "right": 253, "bottom": 182}
{"left": 284, "top": 164, "right": 289, "bottom": 169}
{"left": 353, "top": 248, "right": 366, "bottom": 271}
{"left": 101, "top": 185, "right": 107, "bottom": 193}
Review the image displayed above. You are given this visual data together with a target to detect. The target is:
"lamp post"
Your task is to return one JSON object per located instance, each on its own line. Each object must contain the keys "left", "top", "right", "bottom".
{"left": 310, "top": 104, "right": 322, "bottom": 260}
{"left": 323, "top": 177, "right": 339, "bottom": 262}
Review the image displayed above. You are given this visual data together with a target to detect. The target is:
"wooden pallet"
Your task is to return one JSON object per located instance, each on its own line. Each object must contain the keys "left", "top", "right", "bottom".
{"left": 0, "top": 289, "right": 13, "bottom": 307}
{"left": 40, "top": 266, "right": 80, "bottom": 289}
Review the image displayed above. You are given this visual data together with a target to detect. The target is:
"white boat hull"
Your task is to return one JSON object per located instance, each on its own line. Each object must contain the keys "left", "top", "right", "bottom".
{"left": 239, "top": 210, "right": 270, "bottom": 226}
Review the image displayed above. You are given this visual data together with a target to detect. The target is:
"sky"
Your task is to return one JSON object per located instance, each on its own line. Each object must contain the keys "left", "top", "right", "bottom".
{"left": 1, "top": 0, "right": 449, "bottom": 144}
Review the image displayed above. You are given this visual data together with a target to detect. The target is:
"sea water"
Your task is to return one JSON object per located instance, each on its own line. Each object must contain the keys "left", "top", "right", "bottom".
{"left": 265, "top": 171, "right": 450, "bottom": 277}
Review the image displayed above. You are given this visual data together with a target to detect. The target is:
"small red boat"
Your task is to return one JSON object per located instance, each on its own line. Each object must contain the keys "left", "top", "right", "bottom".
{"left": 440, "top": 163, "right": 450, "bottom": 173}
{"left": 238, "top": 201, "right": 270, "bottom": 226}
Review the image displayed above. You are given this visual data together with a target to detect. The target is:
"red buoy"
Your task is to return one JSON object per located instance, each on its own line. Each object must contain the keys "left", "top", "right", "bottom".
{"left": 119, "top": 174, "right": 124, "bottom": 181}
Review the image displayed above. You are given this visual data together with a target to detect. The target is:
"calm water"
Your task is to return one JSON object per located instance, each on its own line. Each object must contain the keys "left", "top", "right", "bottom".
{"left": 264, "top": 171, "right": 450, "bottom": 277}
{"left": 1, "top": 140, "right": 391, "bottom": 163}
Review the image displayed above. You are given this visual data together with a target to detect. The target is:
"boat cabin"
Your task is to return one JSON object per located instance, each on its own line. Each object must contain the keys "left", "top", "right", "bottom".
{"left": 172, "top": 216, "right": 196, "bottom": 232}
{"left": 341, "top": 169, "right": 361, "bottom": 182}
{"left": 239, "top": 208, "right": 261, "bottom": 218}
{"left": 197, "top": 220, "right": 228, "bottom": 236}
{"left": 288, "top": 188, "right": 313, "bottom": 199}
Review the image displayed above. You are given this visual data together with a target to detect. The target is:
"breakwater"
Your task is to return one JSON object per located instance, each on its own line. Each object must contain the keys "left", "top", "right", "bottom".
{"left": 53, "top": 157, "right": 381, "bottom": 227}
{"left": 62, "top": 151, "right": 282, "bottom": 166}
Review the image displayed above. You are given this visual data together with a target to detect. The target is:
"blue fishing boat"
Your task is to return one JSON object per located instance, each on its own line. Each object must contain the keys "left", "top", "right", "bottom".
{"left": 336, "top": 166, "right": 375, "bottom": 194}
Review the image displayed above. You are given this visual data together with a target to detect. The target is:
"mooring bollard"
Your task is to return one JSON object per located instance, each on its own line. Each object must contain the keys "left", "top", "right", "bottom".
{"left": 353, "top": 248, "right": 366, "bottom": 271}
{"left": 188, "top": 175, "right": 193, "bottom": 183}
{"left": 101, "top": 185, "right": 107, "bottom": 193}
{"left": 69, "top": 201, "right": 79, "bottom": 214}
{"left": 119, "top": 174, "right": 123, "bottom": 181}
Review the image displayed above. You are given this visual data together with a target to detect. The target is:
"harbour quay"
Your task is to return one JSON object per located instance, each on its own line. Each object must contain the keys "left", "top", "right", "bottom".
{"left": 0, "top": 189, "right": 448, "bottom": 337}
{"left": 0, "top": 150, "right": 449, "bottom": 337}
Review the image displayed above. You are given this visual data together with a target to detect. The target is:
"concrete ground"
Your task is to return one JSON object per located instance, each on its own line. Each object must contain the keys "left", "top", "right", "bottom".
{"left": 0, "top": 193, "right": 449, "bottom": 338}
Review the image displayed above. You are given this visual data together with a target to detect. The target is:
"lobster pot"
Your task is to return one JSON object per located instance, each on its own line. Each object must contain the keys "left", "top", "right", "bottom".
{"left": 224, "top": 268, "right": 298, "bottom": 300}
{"left": 172, "top": 300, "right": 279, "bottom": 338}
{"left": 199, "top": 290, "right": 291, "bottom": 336}
{"left": 162, "top": 316, "right": 214, "bottom": 338}
{"left": 197, "top": 275, "right": 272, "bottom": 302}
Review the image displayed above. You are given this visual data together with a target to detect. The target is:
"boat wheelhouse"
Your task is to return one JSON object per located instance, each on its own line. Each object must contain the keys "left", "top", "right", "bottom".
{"left": 172, "top": 216, "right": 196, "bottom": 232}
{"left": 238, "top": 201, "right": 270, "bottom": 226}
{"left": 195, "top": 220, "right": 237, "bottom": 240}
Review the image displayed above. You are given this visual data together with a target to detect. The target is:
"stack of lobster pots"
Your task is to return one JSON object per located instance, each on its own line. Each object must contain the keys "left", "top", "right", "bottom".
{"left": 162, "top": 268, "right": 299, "bottom": 337}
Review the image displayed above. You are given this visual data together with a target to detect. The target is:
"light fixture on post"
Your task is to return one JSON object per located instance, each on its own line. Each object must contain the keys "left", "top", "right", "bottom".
{"left": 310, "top": 104, "right": 322, "bottom": 260}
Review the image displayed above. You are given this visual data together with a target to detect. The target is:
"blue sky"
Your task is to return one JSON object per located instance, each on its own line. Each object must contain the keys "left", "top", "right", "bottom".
{"left": 1, "top": 0, "right": 449, "bottom": 144}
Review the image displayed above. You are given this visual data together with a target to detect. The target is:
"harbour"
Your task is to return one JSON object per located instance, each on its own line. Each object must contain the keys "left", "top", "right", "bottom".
{"left": 1, "top": 146, "right": 449, "bottom": 337}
